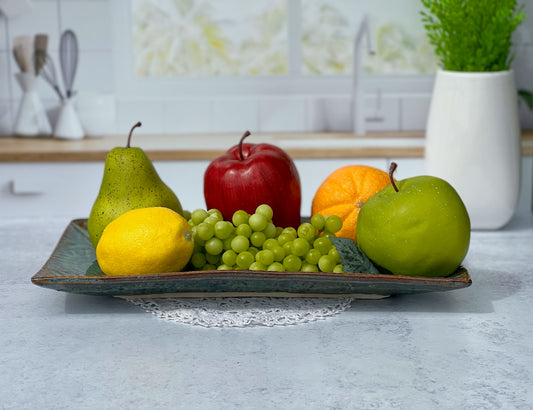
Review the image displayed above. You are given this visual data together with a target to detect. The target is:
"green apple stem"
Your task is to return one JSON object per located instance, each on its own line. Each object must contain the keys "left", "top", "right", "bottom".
{"left": 238, "top": 130, "right": 251, "bottom": 160}
{"left": 126, "top": 122, "right": 142, "bottom": 148}
{"left": 389, "top": 162, "right": 399, "bottom": 192}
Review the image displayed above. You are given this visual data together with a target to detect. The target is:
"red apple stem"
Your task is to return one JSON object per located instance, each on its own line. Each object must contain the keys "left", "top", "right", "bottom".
{"left": 126, "top": 122, "right": 142, "bottom": 148}
{"left": 389, "top": 162, "right": 399, "bottom": 192}
{"left": 238, "top": 130, "right": 251, "bottom": 160}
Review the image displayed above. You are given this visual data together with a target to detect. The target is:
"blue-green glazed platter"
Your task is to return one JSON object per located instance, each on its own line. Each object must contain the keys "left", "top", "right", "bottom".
{"left": 31, "top": 219, "right": 472, "bottom": 298}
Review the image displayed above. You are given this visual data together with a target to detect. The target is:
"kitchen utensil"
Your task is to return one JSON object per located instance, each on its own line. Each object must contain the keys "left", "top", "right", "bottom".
{"left": 13, "top": 35, "right": 34, "bottom": 73}
{"left": 13, "top": 72, "right": 52, "bottom": 137}
{"left": 33, "top": 34, "right": 49, "bottom": 75}
{"left": 34, "top": 50, "right": 64, "bottom": 100}
{"left": 59, "top": 29, "right": 78, "bottom": 98}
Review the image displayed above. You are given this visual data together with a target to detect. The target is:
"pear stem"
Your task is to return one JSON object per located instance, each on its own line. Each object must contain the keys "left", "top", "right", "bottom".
{"left": 389, "top": 162, "right": 399, "bottom": 192}
{"left": 238, "top": 130, "right": 251, "bottom": 160}
{"left": 126, "top": 122, "right": 142, "bottom": 148}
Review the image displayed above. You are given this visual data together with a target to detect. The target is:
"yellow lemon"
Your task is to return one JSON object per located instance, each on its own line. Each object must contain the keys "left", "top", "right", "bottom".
{"left": 96, "top": 207, "right": 194, "bottom": 276}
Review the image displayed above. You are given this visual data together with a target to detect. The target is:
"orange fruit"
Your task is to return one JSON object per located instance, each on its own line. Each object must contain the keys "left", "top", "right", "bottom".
{"left": 311, "top": 165, "right": 392, "bottom": 240}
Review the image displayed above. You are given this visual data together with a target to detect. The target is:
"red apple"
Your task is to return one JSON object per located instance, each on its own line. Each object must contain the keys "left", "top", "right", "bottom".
{"left": 204, "top": 131, "right": 301, "bottom": 228}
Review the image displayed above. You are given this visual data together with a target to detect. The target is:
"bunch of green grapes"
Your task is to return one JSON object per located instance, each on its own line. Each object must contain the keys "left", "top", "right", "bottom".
{"left": 185, "top": 204, "right": 344, "bottom": 273}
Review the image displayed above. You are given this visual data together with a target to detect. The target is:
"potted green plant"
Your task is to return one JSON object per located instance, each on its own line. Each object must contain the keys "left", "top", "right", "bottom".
{"left": 421, "top": 0, "right": 527, "bottom": 229}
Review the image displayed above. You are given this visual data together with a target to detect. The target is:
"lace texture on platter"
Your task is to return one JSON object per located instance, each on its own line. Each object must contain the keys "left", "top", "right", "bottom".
{"left": 127, "top": 297, "right": 353, "bottom": 328}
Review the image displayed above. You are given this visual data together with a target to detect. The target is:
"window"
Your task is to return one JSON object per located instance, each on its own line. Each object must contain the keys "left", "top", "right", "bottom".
{"left": 113, "top": 0, "right": 437, "bottom": 98}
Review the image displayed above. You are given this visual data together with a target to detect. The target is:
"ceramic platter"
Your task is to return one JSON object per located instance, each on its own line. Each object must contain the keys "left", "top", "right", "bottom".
{"left": 31, "top": 219, "right": 472, "bottom": 298}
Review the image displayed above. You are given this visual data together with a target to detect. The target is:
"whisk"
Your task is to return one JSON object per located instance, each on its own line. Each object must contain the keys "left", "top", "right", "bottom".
{"left": 59, "top": 30, "right": 79, "bottom": 99}
{"left": 33, "top": 50, "right": 64, "bottom": 100}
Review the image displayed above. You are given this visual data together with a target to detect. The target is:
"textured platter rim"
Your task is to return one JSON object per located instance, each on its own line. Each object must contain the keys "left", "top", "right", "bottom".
{"left": 31, "top": 219, "right": 472, "bottom": 297}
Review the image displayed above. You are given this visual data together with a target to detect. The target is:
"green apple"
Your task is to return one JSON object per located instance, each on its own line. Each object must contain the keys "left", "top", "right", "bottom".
{"left": 356, "top": 163, "right": 470, "bottom": 277}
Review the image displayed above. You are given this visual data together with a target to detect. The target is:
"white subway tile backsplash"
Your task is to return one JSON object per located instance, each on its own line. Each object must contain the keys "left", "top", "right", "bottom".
{"left": 116, "top": 99, "right": 164, "bottom": 134}
{"left": 400, "top": 94, "right": 431, "bottom": 131}
{"left": 0, "top": 100, "right": 12, "bottom": 134}
{"left": 259, "top": 97, "right": 306, "bottom": 132}
{"left": 163, "top": 99, "right": 213, "bottom": 134}
{"left": 75, "top": 50, "right": 114, "bottom": 93}
{"left": 212, "top": 98, "right": 259, "bottom": 133}
{"left": 0, "top": 15, "right": 7, "bottom": 51}
{"left": 7, "top": 1, "right": 60, "bottom": 51}
{"left": 60, "top": 1, "right": 112, "bottom": 50}
{"left": 0, "top": 51, "right": 11, "bottom": 99}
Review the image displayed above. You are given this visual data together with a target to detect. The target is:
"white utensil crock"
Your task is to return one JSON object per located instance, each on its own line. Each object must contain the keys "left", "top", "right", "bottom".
{"left": 425, "top": 69, "right": 521, "bottom": 230}
{"left": 53, "top": 97, "right": 84, "bottom": 140}
{"left": 13, "top": 72, "right": 52, "bottom": 137}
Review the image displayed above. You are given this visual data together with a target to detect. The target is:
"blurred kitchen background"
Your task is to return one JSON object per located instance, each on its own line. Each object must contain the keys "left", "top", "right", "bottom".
{"left": 0, "top": 0, "right": 532, "bottom": 137}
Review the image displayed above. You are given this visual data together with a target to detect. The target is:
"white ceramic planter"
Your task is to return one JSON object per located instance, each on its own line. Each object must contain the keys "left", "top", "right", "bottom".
{"left": 425, "top": 69, "right": 521, "bottom": 230}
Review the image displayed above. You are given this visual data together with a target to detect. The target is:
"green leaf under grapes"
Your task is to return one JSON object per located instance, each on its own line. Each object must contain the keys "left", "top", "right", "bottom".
{"left": 329, "top": 237, "right": 381, "bottom": 275}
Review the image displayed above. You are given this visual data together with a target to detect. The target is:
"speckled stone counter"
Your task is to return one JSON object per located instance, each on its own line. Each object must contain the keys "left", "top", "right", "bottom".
{"left": 1, "top": 213, "right": 532, "bottom": 409}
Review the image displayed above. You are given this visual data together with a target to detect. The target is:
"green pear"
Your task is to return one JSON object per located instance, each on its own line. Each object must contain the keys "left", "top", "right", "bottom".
{"left": 87, "top": 122, "right": 183, "bottom": 248}
{"left": 356, "top": 162, "right": 470, "bottom": 277}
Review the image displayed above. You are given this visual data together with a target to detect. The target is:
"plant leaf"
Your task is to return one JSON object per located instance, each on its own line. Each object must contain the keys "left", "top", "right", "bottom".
{"left": 330, "top": 237, "right": 382, "bottom": 275}
{"left": 519, "top": 89, "right": 533, "bottom": 111}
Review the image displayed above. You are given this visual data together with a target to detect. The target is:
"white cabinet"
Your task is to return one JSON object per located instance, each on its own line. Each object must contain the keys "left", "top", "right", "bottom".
{"left": 1, "top": 157, "right": 530, "bottom": 219}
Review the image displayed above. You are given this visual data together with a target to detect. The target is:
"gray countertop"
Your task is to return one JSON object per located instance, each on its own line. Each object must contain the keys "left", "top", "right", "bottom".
{"left": 1, "top": 213, "right": 533, "bottom": 409}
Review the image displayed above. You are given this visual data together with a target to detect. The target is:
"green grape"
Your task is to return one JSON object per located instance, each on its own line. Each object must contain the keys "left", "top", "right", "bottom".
{"left": 217, "top": 264, "right": 234, "bottom": 270}
{"left": 263, "top": 222, "right": 277, "bottom": 238}
{"left": 249, "top": 261, "right": 267, "bottom": 271}
{"left": 231, "top": 235, "right": 249, "bottom": 253}
{"left": 196, "top": 222, "right": 215, "bottom": 241}
{"left": 328, "top": 247, "right": 341, "bottom": 264}
{"left": 324, "top": 215, "right": 343, "bottom": 233}
{"left": 203, "top": 216, "right": 219, "bottom": 225}
{"left": 207, "top": 208, "right": 223, "bottom": 221}
{"left": 305, "top": 248, "right": 321, "bottom": 265}
{"left": 190, "top": 252, "right": 206, "bottom": 269}
{"left": 222, "top": 235, "right": 236, "bottom": 251}
{"left": 250, "top": 231, "right": 266, "bottom": 247}
{"left": 282, "top": 241, "right": 293, "bottom": 256}
{"left": 271, "top": 245, "right": 286, "bottom": 262}
{"left": 191, "top": 208, "right": 208, "bottom": 225}
{"left": 275, "top": 227, "right": 284, "bottom": 237}
{"left": 314, "top": 236, "right": 333, "bottom": 255}
{"left": 182, "top": 210, "right": 192, "bottom": 221}
{"left": 232, "top": 210, "right": 249, "bottom": 226}
{"left": 263, "top": 238, "right": 279, "bottom": 250}
{"left": 256, "top": 249, "right": 275, "bottom": 266}
{"left": 301, "top": 263, "right": 319, "bottom": 272}
{"left": 236, "top": 223, "right": 252, "bottom": 238}
{"left": 318, "top": 255, "right": 335, "bottom": 272}
{"left": 321, "top": 231, "right": 336, "bottom": 238}
{"left": 205, "top": 253, "right": 220, "bottom": 265}
{"left": 248, "top": 246, "right": 259, "bottom": 257}
{"left": 310, "top": 214, "right": 325, "bottom": 231}
{"left": 267, "top": 262, "right": 285, "bottom": 272}
{"left": 333, "top": 264, "right": 344, "bottom": 273}
{"left": 277, "top": 232, "right": 294, "bottom": 246}
{"left": 297, "top": 222, "right": 316, "bottom": 242}
{"left": 236, "top": 251, "right": 254, "bottom": 269}
{"left": 204, "top": 264, "right": 216, "bottom": 271}
{"left": 214, "top": 221, "right": 234, "bottom": 239}
{"left": 255, "top": 204, "right": 274, "bottom": 221}
{"left": 248, "top": 213, "right": 268, "bottom": 232}
{"left": 205, "top": 237, "right": 224, "bottom": 255}
{"left": 222, "top": 250, "right": 237, "bottom": 266}
{"left": 283, "top": 255, "right": 302, "bottom": 271}
{"left": 292, "top": 237, "right": 310, "bottom": 257}
{"left": 282, "top": 227, "right": 297, "bottom": 237}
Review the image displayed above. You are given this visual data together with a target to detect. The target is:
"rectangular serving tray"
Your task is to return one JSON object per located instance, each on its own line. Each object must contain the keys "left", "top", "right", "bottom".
{"left": 31, "top": 219, "right": 472, "bottom": 298}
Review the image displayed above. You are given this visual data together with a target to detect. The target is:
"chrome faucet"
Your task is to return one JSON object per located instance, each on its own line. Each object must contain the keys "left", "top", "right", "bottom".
{"left": 352, "top": 15, "right": 376, "bottom": 135}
